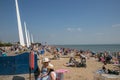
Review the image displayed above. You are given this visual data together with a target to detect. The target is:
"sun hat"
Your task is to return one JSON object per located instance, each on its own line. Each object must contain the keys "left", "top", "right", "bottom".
{"left": 42, "top": 58, "right": 50, "bottom": 63}
{"left": 47, "top": 63, "right": 54, "bottom": 69}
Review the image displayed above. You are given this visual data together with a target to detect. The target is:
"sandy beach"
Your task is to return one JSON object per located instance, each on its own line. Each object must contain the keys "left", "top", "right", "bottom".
{"left": 0, "top": 49, "right": 119, "bottom": 80}
{"left": 42, "top": 52, "right": 116, "bottom": 80}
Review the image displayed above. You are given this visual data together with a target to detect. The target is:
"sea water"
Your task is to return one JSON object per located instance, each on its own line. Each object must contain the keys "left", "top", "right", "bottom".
{"left": 55, "top": 44, "right": 120, "bottom": 52}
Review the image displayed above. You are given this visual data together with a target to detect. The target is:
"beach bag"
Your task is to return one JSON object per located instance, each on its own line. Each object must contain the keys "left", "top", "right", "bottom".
{"left": 56, "top": 69, "right": 69, "bottom": 80}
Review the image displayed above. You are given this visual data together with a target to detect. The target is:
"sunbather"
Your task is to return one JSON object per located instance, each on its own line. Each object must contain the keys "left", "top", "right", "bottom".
{"left": 64, "top": 57, "right": 77, "bottom": 67}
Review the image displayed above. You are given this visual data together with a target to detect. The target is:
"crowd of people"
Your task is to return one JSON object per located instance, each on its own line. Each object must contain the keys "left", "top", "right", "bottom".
{"left": 96, "top": 51, "right": 120, "bottom": 64}
{"left": 0, "top": 43, "right": 120, "bottom": 79}
{"left": 0, "top": 43, "right": 27, "bottom": 56}
{"left": 95, "top": 52, "right": 120, "bottom": 76}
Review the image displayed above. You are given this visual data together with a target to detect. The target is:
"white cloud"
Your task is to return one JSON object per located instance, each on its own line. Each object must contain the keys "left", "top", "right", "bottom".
{"left": 112, "top": 24, "right": 120, "bottom": 28}
{"left": 77, "top": 28, "right": 82, "bottom": 32}
{"left": 67, "top": 28, "right": 74, "bottom": 32}
{"left": 67, "top": 27, "right": 82, "bottom": 32}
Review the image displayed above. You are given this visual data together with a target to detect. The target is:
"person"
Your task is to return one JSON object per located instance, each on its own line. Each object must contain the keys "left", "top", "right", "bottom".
{"left": 64, "top": 57, "right": 77, "bottom": 67}
{"left": 70, "top": 50, "right": 75, "bottom": 58}
{"left": 37, "top": 57, "right": 56, "bottom": 80}
{"left": 37, "top": 58, "right": 50, "bottom": 80}
{"left": 38, "top": 47, "right": 45, "bottom": 58}
{"left": 102, "top": 65, "right": 107, "bottom": 73}
{"left": 41, "top": 48, "right": 45, "bottom": 56}
{"left": 117, "top": 52, "right": 120, "bottom": 64}
{"left": 53, "top": 49, "right": 58, "bottom": 59}
{"left": 47, "top": 63, "right": 56, "bottom": 80}
{"left": 0, "top": 49, "right": 2, "bottom": 56}
{"left": 78, "top": 54, "right": 87, "bottom": 67}
{"left": 2, "top": 50, "right": 7, "bottom": 56}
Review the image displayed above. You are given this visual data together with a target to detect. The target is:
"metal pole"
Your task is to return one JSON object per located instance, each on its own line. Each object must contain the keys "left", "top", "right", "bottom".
{"left": 29, "top": 67, "right": 31, "bottom": 80}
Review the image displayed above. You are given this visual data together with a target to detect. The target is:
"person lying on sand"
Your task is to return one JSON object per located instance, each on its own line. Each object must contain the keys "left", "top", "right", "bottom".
{"left": 101, "top": 65, "right": 119, "bottom": 75}
{"left": 63, "top": 57, "right": 77, "bottom": 67}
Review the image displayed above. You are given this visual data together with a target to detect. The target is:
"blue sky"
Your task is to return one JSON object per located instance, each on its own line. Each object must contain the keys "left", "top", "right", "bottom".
{"left": 0, "top": 0, "right": 120, "bottom": 45}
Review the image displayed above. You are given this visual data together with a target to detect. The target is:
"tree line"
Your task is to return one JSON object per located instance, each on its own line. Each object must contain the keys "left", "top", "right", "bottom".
{"left": 0, "top": 41, "right": 12, "bottom": 47}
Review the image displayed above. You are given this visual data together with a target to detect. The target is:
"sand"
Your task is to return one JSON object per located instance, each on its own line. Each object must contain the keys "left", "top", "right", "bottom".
{"left": 44, "top": 53, "right": 116, "bottom": 80}
{"left": 0, "top": 52, "right": 119, "bottom": 80}
{"left": 51, "top": 58, "right": 106, "bottom": 80}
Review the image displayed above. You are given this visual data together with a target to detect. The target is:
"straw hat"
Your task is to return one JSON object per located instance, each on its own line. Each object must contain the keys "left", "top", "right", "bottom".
{"left": 47, "top": 63, "right": 54, "bottom": 69}
{"left": 42, "top": 58, "right": 50, "bottom": 63}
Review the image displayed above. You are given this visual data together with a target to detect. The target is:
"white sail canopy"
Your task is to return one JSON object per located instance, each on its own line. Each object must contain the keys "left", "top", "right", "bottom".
{"left": 15, "top": 0, "right": 25, "bottom": 46}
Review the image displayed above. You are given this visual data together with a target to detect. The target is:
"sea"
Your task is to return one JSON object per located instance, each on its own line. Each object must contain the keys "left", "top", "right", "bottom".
{"left": 55, "top": 44, "right": 120, "bottom": 53}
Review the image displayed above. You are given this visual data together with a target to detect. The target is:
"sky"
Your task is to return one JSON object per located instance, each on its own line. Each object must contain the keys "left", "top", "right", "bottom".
{"left": 0, "top": 0, "right": 120, "bottom": 45}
